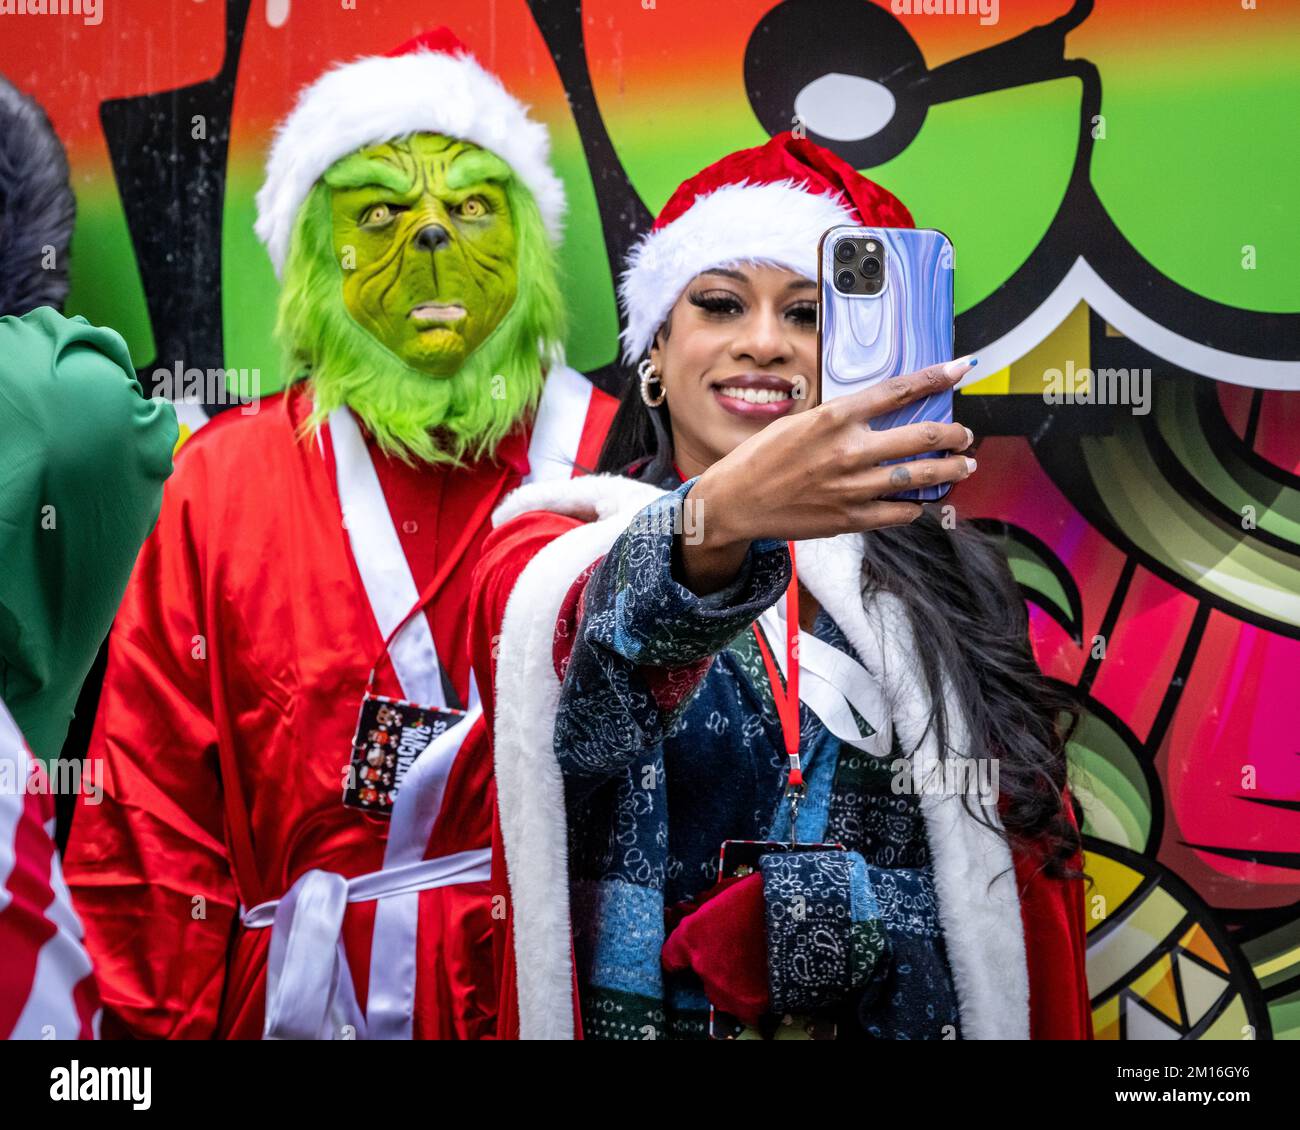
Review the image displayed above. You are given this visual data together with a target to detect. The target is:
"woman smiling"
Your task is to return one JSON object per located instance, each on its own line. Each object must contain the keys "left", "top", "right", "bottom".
{"left": 471, "top": 132, "right": 1092, "bottom": 1041}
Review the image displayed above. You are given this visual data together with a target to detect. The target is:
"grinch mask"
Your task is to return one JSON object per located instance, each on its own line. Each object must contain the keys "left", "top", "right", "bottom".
{"left": 328, "top": 134, "right": 519, "bottom": 376}
{"left": 274, "top": 132, "right": 565, "bottom": 466}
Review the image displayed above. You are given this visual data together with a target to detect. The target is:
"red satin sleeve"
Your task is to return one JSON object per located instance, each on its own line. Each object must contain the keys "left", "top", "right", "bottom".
{"left": 61, "top": 441, "right": 240, "bottom": 1039}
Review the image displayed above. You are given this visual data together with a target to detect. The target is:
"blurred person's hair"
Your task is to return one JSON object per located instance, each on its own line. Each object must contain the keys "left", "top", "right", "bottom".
{"left": 0, "top": 75, "right": 76, "bottom": 316}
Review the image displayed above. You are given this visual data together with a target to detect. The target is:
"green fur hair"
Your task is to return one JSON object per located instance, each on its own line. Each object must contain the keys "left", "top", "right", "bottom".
{"left": 274, "top": 152, "right": 566, "bottom": 466}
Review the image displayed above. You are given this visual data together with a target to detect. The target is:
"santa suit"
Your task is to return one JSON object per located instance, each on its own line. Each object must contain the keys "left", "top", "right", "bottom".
{"left": 469, "top": 474, "right": 1094, "bottom": 1040}
{"left": 63, "top": 368, "right": 614, "bottom": 1039}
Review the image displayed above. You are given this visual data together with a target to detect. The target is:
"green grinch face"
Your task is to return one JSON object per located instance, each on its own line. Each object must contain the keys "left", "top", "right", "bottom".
{"left": 324, "top": 133, "right": 518, "bottom": 376}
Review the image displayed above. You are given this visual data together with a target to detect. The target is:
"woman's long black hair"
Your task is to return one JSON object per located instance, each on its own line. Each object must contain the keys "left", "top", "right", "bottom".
{"left": 596, "top": 344, "right": 1086, "bottom": 883}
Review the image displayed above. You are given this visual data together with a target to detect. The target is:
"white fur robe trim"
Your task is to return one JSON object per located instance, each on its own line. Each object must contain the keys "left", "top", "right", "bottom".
{"left": 491, "top": 475, "right": 1030, "bottom": 1040}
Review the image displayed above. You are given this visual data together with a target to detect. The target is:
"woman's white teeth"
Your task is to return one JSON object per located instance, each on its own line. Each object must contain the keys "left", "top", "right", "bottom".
{"left": 717, "top": 385, "right": 791, "bottom": 404}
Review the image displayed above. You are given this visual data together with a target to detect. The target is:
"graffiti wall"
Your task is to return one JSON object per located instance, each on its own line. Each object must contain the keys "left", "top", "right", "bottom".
{"left": 2, "top": 0, "right": 1296, "bottom": 1040}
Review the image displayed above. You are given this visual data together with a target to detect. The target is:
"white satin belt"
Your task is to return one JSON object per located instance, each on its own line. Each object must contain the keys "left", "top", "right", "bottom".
{"left": 240, "top": 847, "right": 492, "bottom": 1040}
{"left": 756, "top": 605, "right": 893, "bottom": 758}
{"left": 242, "top": 693, "right": 486, "bottom": 1041}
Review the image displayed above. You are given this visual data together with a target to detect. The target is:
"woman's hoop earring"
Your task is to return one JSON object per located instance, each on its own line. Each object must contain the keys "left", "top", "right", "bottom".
{"left": 638, "top": 358, "right": 666, "bottom": 408}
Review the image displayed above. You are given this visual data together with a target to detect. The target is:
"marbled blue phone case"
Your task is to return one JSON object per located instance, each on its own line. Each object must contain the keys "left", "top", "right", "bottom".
{"left": 818, "top": 226, "right": 955, "bottom": 501}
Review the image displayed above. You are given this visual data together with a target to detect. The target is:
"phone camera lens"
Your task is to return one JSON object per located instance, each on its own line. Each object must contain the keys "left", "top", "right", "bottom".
{"left": 835, "top": 269, "right": 857, "bottom": 292}
{"left": 861, "top": 256, "right": 882, "bottom": 278}
{"left": 835, "top": 240, "right": 857, "bottom": 264}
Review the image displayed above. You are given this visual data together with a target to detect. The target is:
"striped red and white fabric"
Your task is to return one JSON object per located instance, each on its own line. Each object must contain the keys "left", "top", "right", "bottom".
{"left": 0, "top": 699, "right": 100, "bottom": 1039}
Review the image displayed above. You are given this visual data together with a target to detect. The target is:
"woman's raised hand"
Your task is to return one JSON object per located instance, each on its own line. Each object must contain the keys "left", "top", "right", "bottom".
{"left": 679, "top": 358, "right": 978, "bottom": 593}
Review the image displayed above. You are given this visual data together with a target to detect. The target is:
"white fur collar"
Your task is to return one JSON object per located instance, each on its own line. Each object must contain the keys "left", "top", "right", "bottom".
{"left": 491, "top": 474, "right": 1029, "bottom": 1039}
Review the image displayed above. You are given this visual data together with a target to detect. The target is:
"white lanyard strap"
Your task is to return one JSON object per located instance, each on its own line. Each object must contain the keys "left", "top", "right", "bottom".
{"left": 329, "top": 407, "right": 445, "bottom": 708}
{"left": 756, "top": 606, "right": 893, "bottom": 758}
{"left": 327, "top": 366, "right": 595, "bottom": 703}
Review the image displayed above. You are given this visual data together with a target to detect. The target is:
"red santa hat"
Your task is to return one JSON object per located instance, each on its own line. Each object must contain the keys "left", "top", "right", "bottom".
{"left": 618, "top": 131, "right": 913, "bottom": 363}
{"left": 254, "top": 27, "right": 566, "bottom": 277}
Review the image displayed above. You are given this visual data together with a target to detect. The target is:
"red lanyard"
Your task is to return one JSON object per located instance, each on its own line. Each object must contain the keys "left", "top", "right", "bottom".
{"left": 751, "top": 543, "right": 804, "bottom": 834}
{"left": 364, "top": 467, "right": 512, "bottom": 698}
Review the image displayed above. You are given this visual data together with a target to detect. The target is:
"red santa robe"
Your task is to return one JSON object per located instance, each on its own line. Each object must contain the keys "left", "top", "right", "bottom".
{"left": 63, "top": 367, "right": 614, "bottom": 1040}
{"left": 468, "top": 474, "right": 1094, "bottom": 1040}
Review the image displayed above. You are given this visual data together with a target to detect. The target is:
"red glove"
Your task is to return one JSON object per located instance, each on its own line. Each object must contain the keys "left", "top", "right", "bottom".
{"left": 661, "top": 872, "right": 770, "bottom": 1026}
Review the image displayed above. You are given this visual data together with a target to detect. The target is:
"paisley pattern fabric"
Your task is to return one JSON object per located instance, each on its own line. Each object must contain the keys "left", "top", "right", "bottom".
{"left": 556, "top": 481, "right": 961, "bottom": 1039}
{"left": 759, "top": 849, "right": 888, "bottom": 1014}
{"left": 848, "top": 865, "right": 961, "bottom": 1041}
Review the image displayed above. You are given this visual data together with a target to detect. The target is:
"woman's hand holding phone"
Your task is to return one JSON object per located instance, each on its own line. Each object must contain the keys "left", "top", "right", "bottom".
{"left": 679, "top": 358, "right": 978, "bottom": 594}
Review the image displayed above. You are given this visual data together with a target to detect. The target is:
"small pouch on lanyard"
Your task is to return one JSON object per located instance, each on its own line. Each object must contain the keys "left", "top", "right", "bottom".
{"left": 341, "top": 568, "right": 468, "bottom": 820}
{"left": 343, "top": 693, "right": 465, "bottom": 816}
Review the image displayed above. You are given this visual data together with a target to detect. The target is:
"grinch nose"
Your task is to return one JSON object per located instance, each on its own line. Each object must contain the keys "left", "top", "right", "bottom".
{"left": 414, "top": 224, "right": 451, "bottom": 254}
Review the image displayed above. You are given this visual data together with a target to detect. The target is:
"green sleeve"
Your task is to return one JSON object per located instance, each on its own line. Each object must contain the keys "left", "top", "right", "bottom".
{"left": 0, "top": 306, "right": 178, "bottom": 764}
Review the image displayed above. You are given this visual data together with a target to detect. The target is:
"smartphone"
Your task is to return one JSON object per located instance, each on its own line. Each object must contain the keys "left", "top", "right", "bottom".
{"left": 817, "top": 225, "right": 956, "bottom": 501}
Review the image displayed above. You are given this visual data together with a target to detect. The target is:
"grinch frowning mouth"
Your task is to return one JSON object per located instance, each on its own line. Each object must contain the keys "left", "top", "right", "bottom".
{"left": 409, "top": 302, "right": 468, "bottom": 326}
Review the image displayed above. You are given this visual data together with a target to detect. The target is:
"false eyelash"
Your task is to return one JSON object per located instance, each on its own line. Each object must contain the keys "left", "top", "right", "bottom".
{"left": 688, "top": 290, "right": 743, "bottom": 315}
